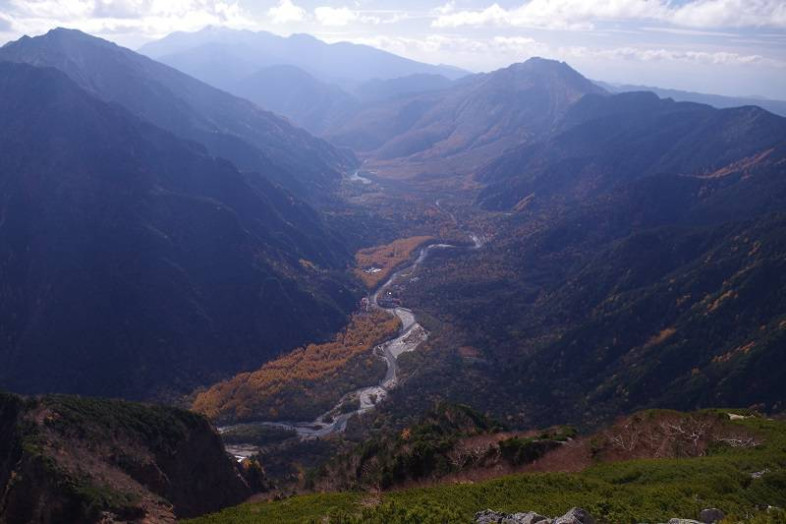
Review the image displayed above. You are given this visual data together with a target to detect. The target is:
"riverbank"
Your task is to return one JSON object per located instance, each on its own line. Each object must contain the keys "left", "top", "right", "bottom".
{"left": 222, "top": 232, "right": 482, "bottom": 458}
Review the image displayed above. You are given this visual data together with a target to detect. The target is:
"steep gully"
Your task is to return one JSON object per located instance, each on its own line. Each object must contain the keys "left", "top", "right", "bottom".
{"left": 222, "top": 183, "right": 482, "bottom": 459}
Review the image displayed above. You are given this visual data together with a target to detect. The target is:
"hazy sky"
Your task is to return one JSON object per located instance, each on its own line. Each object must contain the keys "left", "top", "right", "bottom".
{"left": 1, "top": 0, "right": 785, "bottom": 99}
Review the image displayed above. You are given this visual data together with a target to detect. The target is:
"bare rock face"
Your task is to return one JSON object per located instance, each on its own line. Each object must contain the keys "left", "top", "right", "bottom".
{"left": 475, "top": 507, "right": 594, "bottom": 524}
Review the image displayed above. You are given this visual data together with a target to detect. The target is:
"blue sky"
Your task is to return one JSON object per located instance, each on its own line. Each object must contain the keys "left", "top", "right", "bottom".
{"left": 1, "top": 0, "right": 785, "bottom": 98}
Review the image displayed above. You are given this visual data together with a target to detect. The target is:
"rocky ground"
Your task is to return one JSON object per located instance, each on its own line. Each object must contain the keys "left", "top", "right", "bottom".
{"left": 475, "top": 506, "right": 727, "bottom": 524}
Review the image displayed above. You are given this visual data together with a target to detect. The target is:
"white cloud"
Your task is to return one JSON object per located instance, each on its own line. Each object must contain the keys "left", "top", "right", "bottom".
{"left": 672, "top": 0, "right": 786, "bottom": 28}
{"left": 432, "top": 0, "right": 662, "bottom": 30}
{"left": 2, "top": 0, "right": 254, "bottom": 42}
{"left": 337, "top": 32, "right": 784, "bottom": 74}
{"left": 432, "top": 0, "right": 786, "bottom": 30}
{"left": 561, "top": 45, "right": 785, "bottom": 67}
{"left": 491, "top": 35, "right": 549, "bottom": 55}
{"left": 431, "top": 1, "right": 456, "bottom": 16}
{"left": 93, "top": 0, "right": 154, "bottom": 19}
{"left": 312, "top": 6, "right": 408, "bottom": 26}
{"left": 314, "top": 6, "right": 358, "bottom": 26}
{"left": 342, "top": 34, "right": 489, "bottom": 60}
{"left": 0, "top": 13, "right": 12, "bottom": 32}
{"left": 433, "top": 4, "right": 517, "bottom": 29}
{"left": 639, "top": 26, "right": 739, "bottom": 37}
{"left": 267, "top": 0, "right": 306, "bottom": 24}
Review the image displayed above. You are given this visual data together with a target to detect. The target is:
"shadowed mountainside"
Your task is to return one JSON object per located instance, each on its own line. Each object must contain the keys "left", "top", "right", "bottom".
{"left": 0, "top": 61, "right": 357, "bottom": 399}
{"left": 0, "top": 392, "right": 257, "bottom": 523}
{"left": 479, "top": 91, "right": 786, "bottom": 211}
{"left": 397, "top": 102, "right": 786, "bottom": 426}
{"left": 231, "top": 64, "right": 360, "bottom": 135}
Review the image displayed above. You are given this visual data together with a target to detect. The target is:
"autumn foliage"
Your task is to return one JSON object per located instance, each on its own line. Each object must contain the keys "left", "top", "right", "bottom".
{"left": 192, "top": 310, "right": 401, "bottom": 423}
{"left": 354, "top": 236, "right": 434, "bottom": 288}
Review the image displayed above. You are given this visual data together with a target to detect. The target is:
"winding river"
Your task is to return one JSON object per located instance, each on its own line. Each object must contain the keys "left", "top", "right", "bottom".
{"left": 222, "top": 228, "right": 483, "bottom": 459}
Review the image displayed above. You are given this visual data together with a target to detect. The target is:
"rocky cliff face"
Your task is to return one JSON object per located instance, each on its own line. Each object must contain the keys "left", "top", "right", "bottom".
{"left": 0, "top": 392, "right": 255, "bottom": 523}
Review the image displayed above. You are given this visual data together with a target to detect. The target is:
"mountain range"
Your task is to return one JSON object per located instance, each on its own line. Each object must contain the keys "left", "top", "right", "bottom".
{"left": 134, "top": 27, "right": 466, "bottom": 136}
{"left": 138, "top": 25, "right": 467, "bottom": 90}
{"left": 394, "top": 83, "right": 786, "bottom": 428}
{"left": 0, "top": 28, "right": 355, "bottom": 202}
{"left": 1, "top": 27, "right": 783, "bottom": 417}
{"left": 182, "top": 54, "right": 786, "bottom": 434}
{"left": 1, "top": 25, "right": 786, "bottom": 523}
{"left": 599, "top": 80, "right": 786, "bottom": 118}
{"left": 479, "top": 90, "right": 786, "bottom": 210}
{"left": 326, "top": 58, "right": 606, "bottom": 173}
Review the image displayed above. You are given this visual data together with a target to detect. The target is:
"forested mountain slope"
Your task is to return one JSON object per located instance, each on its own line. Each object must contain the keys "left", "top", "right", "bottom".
{"left": 0, "top": 61, "right": 356, "bottom": 399}
{"left": 0, "top": 392, "right": 256, "bottom": 523}
{"left": 479, "top": 91, "right": 786, "bottom": 211}
{"left": 400, "top": 119, "right": 786, "bottom": 425}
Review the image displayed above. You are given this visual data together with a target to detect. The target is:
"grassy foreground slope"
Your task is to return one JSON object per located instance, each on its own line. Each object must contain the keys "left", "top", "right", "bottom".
{"left": 189, "top": 410, "right": 786, "bottom": 523}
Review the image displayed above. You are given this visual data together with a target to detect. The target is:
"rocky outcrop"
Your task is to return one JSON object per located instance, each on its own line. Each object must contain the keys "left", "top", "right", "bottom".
{"left": 475, "top": 507, "right": 726, "bottom": 524}
{"left": 476, "top": 510, "right": 548, "bottom": 524}
{"left": 476, "top": 507, "right": 595, "bottom": 524}
{"left": 0, "top": 392, "right": 256, "bottom": 523}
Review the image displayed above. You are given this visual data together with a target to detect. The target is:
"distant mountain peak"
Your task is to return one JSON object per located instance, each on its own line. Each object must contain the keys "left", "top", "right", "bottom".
{"left": 196, "top": 24, "right": 254, "bottom": 37}
{"left": 522, "top": 56, "right": 563, "bottom": 65}
{"left": 46, "top": 26, "right": 81, "bottom": 35}
{"left": 138, "top": 27, "right": 469, "bottom": 83}
{"left": 27, "top": 26, "right": 117, "bottom": 51}
{"left": 326, "top": 57, "right": 605, "bottom": 169}
{"left": 289, "top": 32, "right": 321, "bottom": 43}
{"left": 44, "top": 26, "right": 100, "bottom": 41}
{"left": 481, "top": 57, "right": 607, "bottom": 99}
{"left": 507, "top": 57, "right": 593, "bottom": 78}
{"left": 1, "top": 28, "right": 109, "bottom": 52}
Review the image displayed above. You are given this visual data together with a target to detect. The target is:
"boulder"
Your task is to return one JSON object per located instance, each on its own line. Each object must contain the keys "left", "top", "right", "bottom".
{"left": 476, "top": 509, "right": 513, "bottom": 524}
{"left": 668, "top": 519, "right": 702, "bottom": 524}
{"left": 511, "top": 512, "right": 551, "bottom": 524}
{"left": 554, "top": 507, "right": 595, "bottom": 524}
{"left": 699, "top": 508, "right": 725, "bottom": 523}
